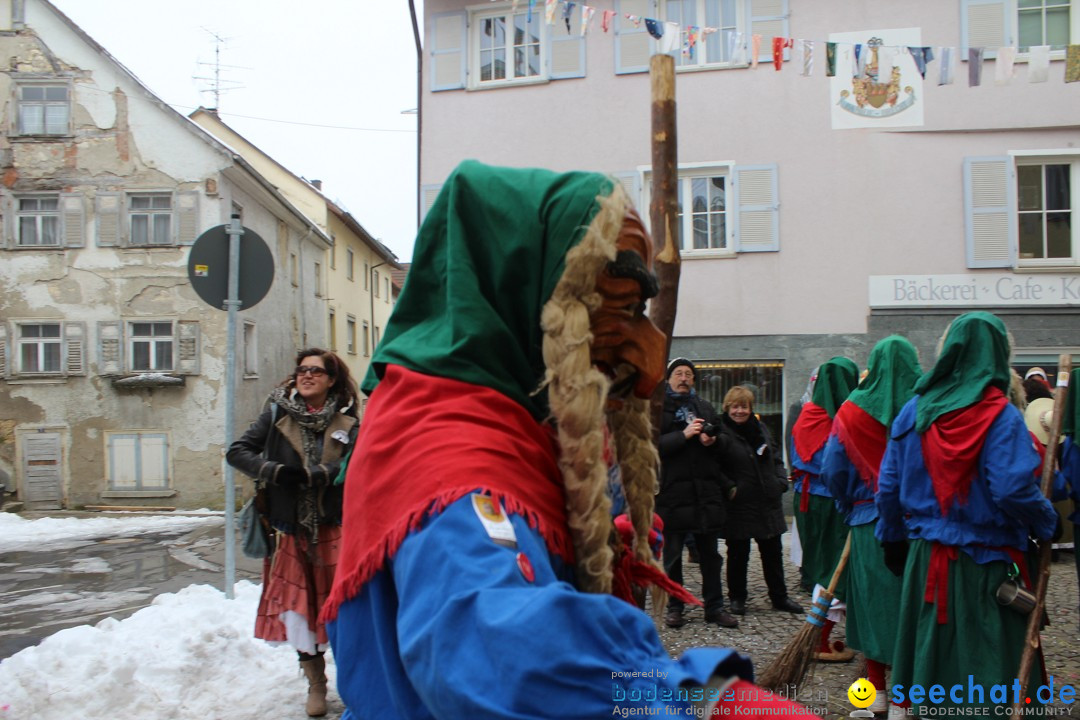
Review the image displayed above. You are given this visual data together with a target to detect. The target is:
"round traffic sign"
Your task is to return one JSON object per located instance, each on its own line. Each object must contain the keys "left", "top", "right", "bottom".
{"left": 187, "top": 224, "right": 274, "bottom": 310}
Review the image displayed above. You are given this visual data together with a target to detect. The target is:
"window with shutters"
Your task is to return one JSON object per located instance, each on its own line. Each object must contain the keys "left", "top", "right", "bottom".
{"left": 347, "top": 316, "right": 358, "bottom": 355}
{"left": 3, "top": 320, "right": 85, "bottom": 378}
{"left": 106, "top": 432, "right": 170, "bottom": 490}
{"left": 962, "top": 0, "right": 1076, "bottom": 57}
{"left": 430, "top": 3, "right": 585, "bottom": 92}
{"left": 615, "top": 0, "right": 788, "bottom": 74}
{"left": 16, "top": 83, "right": 71, "bottom": 136}
{"left": 8, "top": 192, "right": 84, "bottom": 249}
{"left": 640, "top": 162, "right": 780, "bottom": 256}
{"left": 964, "top": 154, "right": 1078, "bottom": 269}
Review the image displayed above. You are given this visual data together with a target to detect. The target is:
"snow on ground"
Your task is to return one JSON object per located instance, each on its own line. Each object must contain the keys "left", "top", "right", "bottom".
{"left": 0, "top": 511, "right": 224, "bottom": 552}
{"left": 0, "top": 581, "right": 329, "bottom": 720}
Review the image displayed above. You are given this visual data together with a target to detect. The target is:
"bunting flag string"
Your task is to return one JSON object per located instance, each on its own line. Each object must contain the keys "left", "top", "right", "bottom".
{"left": 496, "top": 0, "right": 1080, "bottom": 86}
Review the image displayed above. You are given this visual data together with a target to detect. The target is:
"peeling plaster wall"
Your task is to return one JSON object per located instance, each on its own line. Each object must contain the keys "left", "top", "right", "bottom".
{"left": 0, "top": 3, "right": 325, "bottom": 509}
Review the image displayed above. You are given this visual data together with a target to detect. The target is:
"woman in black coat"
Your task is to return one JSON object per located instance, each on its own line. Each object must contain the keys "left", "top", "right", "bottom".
{"left": 715, "top": 385, "right": 803, "bottom": 616}
{"left": 227, "top": 347, "right": 359, "bottom": 717}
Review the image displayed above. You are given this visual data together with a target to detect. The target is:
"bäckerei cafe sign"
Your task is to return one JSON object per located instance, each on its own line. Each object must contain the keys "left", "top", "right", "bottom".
{"left": 869, "top": 274, "right": 1080, "bottom": 308}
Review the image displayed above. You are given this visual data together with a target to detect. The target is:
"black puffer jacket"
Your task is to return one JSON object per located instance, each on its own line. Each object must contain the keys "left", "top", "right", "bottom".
{"left": 226, "top": 401, "right": 358, "bottom": 534}
{"left": 715, "top": 414, "right": 788, "bottom": 540}
{"left": 655, "top": 392, "right": 734, "bottom": 534}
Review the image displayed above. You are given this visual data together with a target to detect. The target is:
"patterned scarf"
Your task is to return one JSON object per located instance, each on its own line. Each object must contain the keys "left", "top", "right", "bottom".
{"left": 271, "top": 386, "right": 339, "bottom": 542}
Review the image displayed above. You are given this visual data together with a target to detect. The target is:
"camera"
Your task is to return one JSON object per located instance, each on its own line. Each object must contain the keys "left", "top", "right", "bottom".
{"left": 700, "top": 421, "right": 720, "bottom": 437}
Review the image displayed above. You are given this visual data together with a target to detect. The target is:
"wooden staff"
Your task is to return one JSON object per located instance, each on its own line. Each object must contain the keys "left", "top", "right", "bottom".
{"left": 647, "top": 54, "right": 680, "bottom": 440}
{"left": 1014, "top": 354, "right": 1072, "bottom": 709}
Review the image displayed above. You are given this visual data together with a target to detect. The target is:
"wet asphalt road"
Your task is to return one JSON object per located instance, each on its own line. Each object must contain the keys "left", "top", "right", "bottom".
{"left": 0, "top": 516, "right": 262, "bottom": 660}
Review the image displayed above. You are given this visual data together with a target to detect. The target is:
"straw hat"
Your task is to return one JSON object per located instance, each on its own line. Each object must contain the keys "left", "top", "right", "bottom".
{"left": 1024, "top": 397, "right": 1062, "bottom": 445}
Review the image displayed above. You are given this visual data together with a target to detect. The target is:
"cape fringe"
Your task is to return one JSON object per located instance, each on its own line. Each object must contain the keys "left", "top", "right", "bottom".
{"left": 320, "top": 487, "right": 575, "bottom": 623}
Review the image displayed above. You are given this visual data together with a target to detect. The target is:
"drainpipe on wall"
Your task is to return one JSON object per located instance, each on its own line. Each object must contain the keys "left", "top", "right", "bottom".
{"left": 370, "top": 261, "right": 386, "bottom": 356}
{"left": 409, "top": 0, "right": 422, "bottom": 230}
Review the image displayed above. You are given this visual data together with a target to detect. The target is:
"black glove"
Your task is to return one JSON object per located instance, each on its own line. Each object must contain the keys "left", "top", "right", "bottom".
{"left": 275, "top": 464, "right": 308, "bottom": 485}
{"left": 881, "top": 540, "right": 909, "bottom": 577}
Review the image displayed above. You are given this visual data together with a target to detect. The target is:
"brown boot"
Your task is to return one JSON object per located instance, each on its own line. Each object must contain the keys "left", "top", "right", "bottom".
{"left": 300, "top": 655, "right": 328, "bottom": 717}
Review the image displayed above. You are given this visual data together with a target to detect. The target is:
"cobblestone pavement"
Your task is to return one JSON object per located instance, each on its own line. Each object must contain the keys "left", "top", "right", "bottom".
{"left": 654, "top": 535, "right": 1080, "bottom": 719}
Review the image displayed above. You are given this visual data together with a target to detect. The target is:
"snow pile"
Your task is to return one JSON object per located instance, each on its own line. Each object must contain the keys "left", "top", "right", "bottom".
{"left": 0, "top": 581, "right": 335, "bottom": 720}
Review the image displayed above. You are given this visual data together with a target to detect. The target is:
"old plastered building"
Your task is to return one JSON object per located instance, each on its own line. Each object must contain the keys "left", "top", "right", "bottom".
{"left": 190, "top": 108, "right": 401, "bottom": 396}
{"left": 418, "top": 0, "right": 1080, "bottom": 445}
{"left": 0, "top": 0, "right": 333, "bottom": 509}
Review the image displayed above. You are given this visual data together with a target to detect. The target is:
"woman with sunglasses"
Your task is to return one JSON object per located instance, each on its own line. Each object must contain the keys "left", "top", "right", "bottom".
{"left": 227, "top": 348, "right": 360, "bottom": 717}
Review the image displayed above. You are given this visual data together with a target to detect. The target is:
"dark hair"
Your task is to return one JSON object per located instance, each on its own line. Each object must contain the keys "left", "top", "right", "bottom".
{"left": 281, "top": 347, "right": 360, "bottom": 413}
{"left": 1022, "top": 377, "right": 1053, "bottom": 403}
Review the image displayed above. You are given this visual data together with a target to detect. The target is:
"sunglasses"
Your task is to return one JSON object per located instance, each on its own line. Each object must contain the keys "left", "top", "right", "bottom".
{"left": 295, "top": 366, "right": 329, "bottom": 377}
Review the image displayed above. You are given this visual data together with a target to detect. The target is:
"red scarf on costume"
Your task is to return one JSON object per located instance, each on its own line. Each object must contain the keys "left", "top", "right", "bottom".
{"left": 321, "top": 365, "right": 573, "bottom": 622}
{"left": 833, "top": 402, "right": 887, "bottom": 491}
{"left": 920, "top": 387, "right": 1008, "bottom": 517}
{"left": 792, "top": 401, "right": 832, "bottom": 465}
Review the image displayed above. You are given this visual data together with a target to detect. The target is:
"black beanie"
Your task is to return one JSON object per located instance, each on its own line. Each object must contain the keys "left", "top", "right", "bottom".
{"left": 667, "top": 357, "right": 697, "bottom": 380}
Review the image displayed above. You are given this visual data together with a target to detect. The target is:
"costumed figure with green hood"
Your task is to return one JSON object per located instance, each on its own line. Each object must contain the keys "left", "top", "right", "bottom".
{"left": 789, "top": 355, "right": 860, "bottom": 662}
{"left": 821, "top": 336, "right": 921, "bottom": 714}
{"left": 319, "top": 161, "right": 818, "bottom": 719}
{"left": 876, "top": 312, "right": 1057, "bottom": 715}
{"left": 1060, "top": 367, "right": 1080, "bottom": 626}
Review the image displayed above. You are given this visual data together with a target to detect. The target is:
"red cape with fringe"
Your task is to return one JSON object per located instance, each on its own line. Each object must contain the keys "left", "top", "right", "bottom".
{"left": 920, "top": 386, "right": 1008, "bottom": 516}
{"left": 321, "top": 365, "right": 573, "bottom": 622}
{"left": 792, "top": 401, "right": 833, "bottom": 465}
{"left": 833, "top": 401, "right": 887, "bottom": 491}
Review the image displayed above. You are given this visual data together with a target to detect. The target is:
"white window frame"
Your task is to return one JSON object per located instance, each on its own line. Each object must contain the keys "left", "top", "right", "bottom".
{"left": 1017, "top": 0, "right": 1075, "bottom": 50}
{"left": 643, "top": 163, "right": 736, "bottom": 257}
{"left": 127, "top": 320, "right": 175, "bottom": 372}
{"left": 106, "top": 431, "right": 170, "bottom": 491}
{"left": 385, "top": 277, "right": 391, "bottom": 302}
{"left": 328, "top": 309, "right": 337, "bottom": 352}
{"left": 242, "top": 320, "right": 258, "bottom": 377}
{"left": 1016, "top": 154, "right": 1078, "bottom": 268}
{"left": 347, "top": 316, "right": 357, "bottom": 355}
{"left": 127, "top": 193, "right": 173, "bottom": 246}
{"left": 469, "top": 4, "right": 548, "bottom": 89}
{"left": 15, "top": 82, "right": 71, "bottom": 136}
{"left": 314, "top": 261, "right": 324, "bottom": 297}
{"left": 362, "top": 320, "right": 370, "bottom": 356}
{"left": 373, "top": 270, "right": 381, "bottom": 298}
{"left": 363, "top": 261, "right": 369, "bottom": 290}
{"left": 16, "top": 321, "right": 63, "bottom": 375}
{"left": 962, "top": 0, "right": 1077, "bottom": 58}
{"left": 659, "top": 0, "right": 747, "bottom": 70}
{"left": 346, "top": 248, "right": 355, "bottom": 281}
{"left": 16, "top": 195, "right": 60, "bottom": 247}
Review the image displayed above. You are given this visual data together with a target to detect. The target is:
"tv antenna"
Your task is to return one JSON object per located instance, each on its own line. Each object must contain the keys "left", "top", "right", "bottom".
{"left": 193, "top": 28, "right": 248, "bottom": 112}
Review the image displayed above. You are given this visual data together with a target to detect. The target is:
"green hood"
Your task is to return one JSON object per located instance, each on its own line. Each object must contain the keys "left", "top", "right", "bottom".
{"left": 913, "top": 311, "right": 1011, "bottom": 434}
{"left": 361, "top": 160, "right": 616, "bottom": 419}
{"left": 846, "top": 336, "right": 922, "bottom": 428}
{"left": 1065, "top": 368, "right": 1080, "bottom": 440}
{"left": 811, "top": 356, "right": 859, "bottom": 417}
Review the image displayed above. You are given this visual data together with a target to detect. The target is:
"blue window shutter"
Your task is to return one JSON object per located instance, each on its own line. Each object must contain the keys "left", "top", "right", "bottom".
{"left": 420, "top": 184, "right": 443, "bottom": 225}
{"left": 549, "top": 4, "right": 586, "bottom": 79}
{"left": 732, "top": 164, "right": 779, "bottom": 253}
{"left": 961, "top": 0, "right": 1011, "bottom": 59}
{"left": 964, "top": 156, "right": 1015, "bottom": 268}
{"left": 430, "top": 11, "right": 467, "bottom": 91}
{"left": 611, "top": 171, "right": 642, "bottom": 208}
{"left": 750, "top": 0, "right": 790, "bottom": 64}
{"left": 615, "top": 0, "right": 655, "bottom": 75}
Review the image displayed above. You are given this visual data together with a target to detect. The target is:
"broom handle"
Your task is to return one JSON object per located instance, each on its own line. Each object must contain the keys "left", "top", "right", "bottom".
{"left": 1014, "top": 355, "right": 1072, "bottom": 710}
{"left": 819, "top": 531, "right": 853, "bottom": 603}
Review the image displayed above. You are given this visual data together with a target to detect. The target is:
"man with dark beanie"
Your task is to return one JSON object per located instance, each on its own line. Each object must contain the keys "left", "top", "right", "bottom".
{"left": 656, "top": 357, "right": 738, "bottom": 629}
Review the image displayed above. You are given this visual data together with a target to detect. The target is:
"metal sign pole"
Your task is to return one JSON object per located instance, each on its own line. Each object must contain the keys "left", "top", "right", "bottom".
{"left": 222, "top": 214, "right": 243, "bottom": 599}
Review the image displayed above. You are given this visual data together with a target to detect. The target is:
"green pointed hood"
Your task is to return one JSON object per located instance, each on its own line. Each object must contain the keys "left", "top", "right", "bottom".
{"left": 361, "top": 160, "right": 616, "bottom": 419}
{"left": 913, "top": 311, "right": 1012, "bottom": 434}
{"left": 811, "top": 356, "right": 859, "bottom": 417}
{"left": 846, "top": 336, "right": 922, "bottom": 427}
{"left": 1065, "top": 368, "right": 1080, "bottom": 440}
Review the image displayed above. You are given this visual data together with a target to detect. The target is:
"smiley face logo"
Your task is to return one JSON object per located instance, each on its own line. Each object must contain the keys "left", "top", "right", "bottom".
{"left": 848, "top": 678, "right": 877, "bottom": 709}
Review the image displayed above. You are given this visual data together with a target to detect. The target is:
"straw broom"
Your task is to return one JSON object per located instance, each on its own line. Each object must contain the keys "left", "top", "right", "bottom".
{"left": 758, "top": 531, "right": 852, "bottom": 691}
